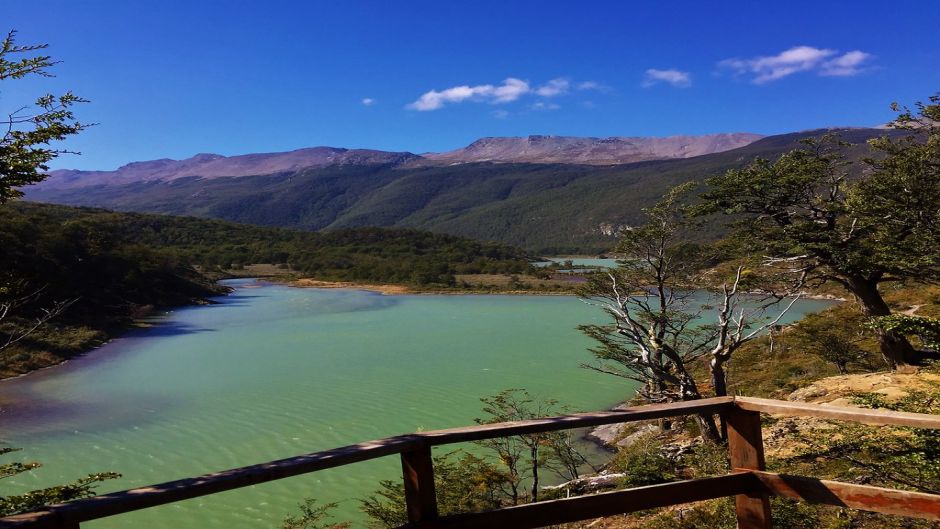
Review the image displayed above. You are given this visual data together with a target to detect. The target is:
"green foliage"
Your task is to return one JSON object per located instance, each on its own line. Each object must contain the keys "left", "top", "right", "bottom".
{"left": 280, "top": 500, "right": 349, "bottom": 529}
{"left": 4, "top": 202, "right": 530, "bottom": 287}
{"left": 0, "top": 30, "right": 88, "bottom": 203}
{"left": 868, "top": 314, "right": 940, "bottom": 352}
{"left": 851, "top": 94, "right": 940, "bottom": 281}
{"left": 608, "top": 433, "right": 676, "bottom": 487}
{"left": 474, "top": 389, "right": 588, "bottom": 503}
{"left": 789, "top": 311, "right": 881, "bottom": 374}
{"left": 359, "top": 451, "right": 508, "bottom": 529}
{"left": 644, "top": 498, "right": 734, "bottom": 529}
{"left": 680, "top": 439, "right": 730, "bottom": 479}
{"left": 699, "top": 95, "right": 940, "bottom": 366}
{"left": 0, "top": 447, "right": 119, "bottom": 517}
{"left": 360, "top": 390, "right": 589, "bottom": 528}
{"left": 699, "top": 134, "right": 882, "bottom": 281}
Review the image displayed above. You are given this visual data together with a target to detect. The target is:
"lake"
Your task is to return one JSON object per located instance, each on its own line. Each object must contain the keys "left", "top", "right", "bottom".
{"left": 0, "top": 280, "right": 835, "bottom": 528}
{"left": 532, "top": 257, "right": 621, "bottom": 268}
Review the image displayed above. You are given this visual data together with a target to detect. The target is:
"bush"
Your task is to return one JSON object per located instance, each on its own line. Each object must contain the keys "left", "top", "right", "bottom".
{"left": 608, "top": 433, "right": 676, "bottom": 487}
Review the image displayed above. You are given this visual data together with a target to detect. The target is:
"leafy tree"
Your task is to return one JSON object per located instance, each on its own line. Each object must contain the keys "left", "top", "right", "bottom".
{"left": 359, "top": 451, "right": 508, "bottom": 529}
{"left": 868, "top": 314, "right": 940, "bottom": 353}
{"left": 790, "top": 312, "right": 877, "bottom": 374}
{"left": 1, "top": 30, "right": 89, "bottom": 203}
{"left": 699, "top": 94, "right": 940, "bottom": 368}
{"left": 0, "top": 448, "right": 119, "bottom": 517}
{"left": 474, "top": 389, "right": 586, "bottom": 504}
{"left": 359, "top": 390, "right": 588, "bottom": 528}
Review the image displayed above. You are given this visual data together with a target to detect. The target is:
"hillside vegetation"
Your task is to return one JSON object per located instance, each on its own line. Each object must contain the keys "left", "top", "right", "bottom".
{"left": 25, "top": 129, "right": 898, "bottom": 253}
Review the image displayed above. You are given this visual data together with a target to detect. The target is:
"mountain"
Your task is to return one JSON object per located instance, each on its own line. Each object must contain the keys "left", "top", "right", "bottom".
{"left": 34, "top": 133, "right": 761, "bottom": 191}
{"left": 23, "top": 128, "right": 894, "bottom": 253}
{"left": 423, "top": 133, "right": 764, "bottom": 165}
{"left": 35, "top": 147, "right": 421, "bottom": 190}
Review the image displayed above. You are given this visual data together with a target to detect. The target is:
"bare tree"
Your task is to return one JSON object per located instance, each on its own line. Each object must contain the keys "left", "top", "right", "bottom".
{"left": 0, "top": 282, "right": 75, "bottom": 352}
{"left": 579, "top": 184, "right": 798, "bottom": 441}
{"left": 707, "top": 265, "right": 802, "bottom": 399}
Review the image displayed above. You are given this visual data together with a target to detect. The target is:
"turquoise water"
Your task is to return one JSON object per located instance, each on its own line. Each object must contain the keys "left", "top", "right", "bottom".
{"left": 532, "top": 258, "right": 621, "bottom": 268}
{"left": 0, "top": 281, "right": 835, "bottom": 528}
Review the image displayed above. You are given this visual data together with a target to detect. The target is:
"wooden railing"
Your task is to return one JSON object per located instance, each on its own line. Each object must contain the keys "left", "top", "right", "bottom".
{"left": 3, "top": 396, "right": 940, "bottom": 528}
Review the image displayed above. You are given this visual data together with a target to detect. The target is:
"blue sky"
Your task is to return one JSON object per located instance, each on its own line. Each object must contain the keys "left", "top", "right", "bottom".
{"left": 4, "top": 0, "right": 939, "bottom": 170}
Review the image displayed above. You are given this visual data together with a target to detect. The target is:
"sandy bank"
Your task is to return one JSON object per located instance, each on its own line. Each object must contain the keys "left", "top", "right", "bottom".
{"left": 290, "top": 279, "right": 413, "bottom": 295}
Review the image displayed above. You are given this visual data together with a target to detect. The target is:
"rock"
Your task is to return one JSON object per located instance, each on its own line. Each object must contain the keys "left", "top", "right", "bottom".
{"left": 788, "top": 385, "right": 828, "bottom": 401}
{"left": 586, "top": 422, "right": 658, "bottom": 448}
{"left": 786, "top": 370, "right": 940, "bottom": 405}
{"left": 542, "top": 471, "right": 629, "bottom": 495}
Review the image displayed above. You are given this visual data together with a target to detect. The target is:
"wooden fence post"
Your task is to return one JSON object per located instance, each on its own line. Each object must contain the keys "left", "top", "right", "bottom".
{"left": 726, "top": 407, "right": 772, "bottom": 529}
{"left": 401, "top": 442, "right": 438, "bottom": 527}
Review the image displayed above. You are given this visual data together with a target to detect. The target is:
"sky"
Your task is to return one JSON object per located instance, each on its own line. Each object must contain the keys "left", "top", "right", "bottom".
{"left": 4, "top": 0, "right": 939, "bottom": 170}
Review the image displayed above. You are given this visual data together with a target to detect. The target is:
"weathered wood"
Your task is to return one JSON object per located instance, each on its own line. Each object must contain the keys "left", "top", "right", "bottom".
{"left": 726, "top": 409, "right": 772, "bottom": 529}
{"left": 430, "top": 473, "right": 759, "bottom": 529}
{"left": 7, "top": 396, "right": 940, "bottom": 528}
{"left": 420, "top": 397, "right": 735, "bottom": 445}
{"left": 401, "top": 443, "right": 438, "bottom": 525}
{"left": 751, "top": 471, "right": 940, "bottom": 521}
{"left": 0, "top": 399, "right": 736, "bottom": 528}
{"left": 0, "top": 435, "right": 424, "bottom": 527}
{"left": 734, "top": 396, "right": 940, "bottom": 429}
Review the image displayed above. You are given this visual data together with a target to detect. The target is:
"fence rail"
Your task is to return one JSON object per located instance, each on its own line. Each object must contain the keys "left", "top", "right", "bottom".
{"left": 2, "top": 396, "right": 939, "bottom": 528}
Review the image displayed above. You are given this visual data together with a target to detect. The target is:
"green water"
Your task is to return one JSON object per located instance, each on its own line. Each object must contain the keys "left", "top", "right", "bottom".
{"left": 0, "top": 280, "right": 835, "bottom": 528}
{"left": 532, "top": 257, "right": 621, "bottom": 268}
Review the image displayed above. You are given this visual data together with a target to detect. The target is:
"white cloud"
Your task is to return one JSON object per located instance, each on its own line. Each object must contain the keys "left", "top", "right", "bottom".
{"left": 491, "top": 78, "right": 530, "bottom": 102}
{"left": 820, "top": 50, "right": 872, "bottom": 77}
{"left": 642, "top": 68, "right": 692, "bottom": 88}
{"left": 535, "top": 78, "right": 569, "bottom": 97}
{"left": 719, "top": 46, "right": 872, "bottom": 84}
{"left": 407, "top": 78, "right": 530, "bottom": 111}
{"left": 491, "top": 109, "right": 509, "bottom": 119}
{"left": 407, "top": 77, "right": 611, "bottom": 111}
{"left": 531, "top": 102, "right": 561, "bottom": 110}
{"left": 361, "top": 98, "right": 376, "bottom": 106}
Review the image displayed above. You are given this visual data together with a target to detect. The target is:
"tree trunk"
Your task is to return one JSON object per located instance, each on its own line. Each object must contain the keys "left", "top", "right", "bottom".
{"left": 696, "top": 412, "right": 722, "bottom": 442}
{"left": 846, "top": 276, "right": 918, "bottom": 368}
{"left": 530, "top": 445, "right": 539, "bottom": 503}
{"left": 710, "top": 359, "right": 728, "bottom": 398}
{"left": 710, "top": 359, "right": 729, "bottom": 440}
{"left": 679, "top": 374, "right": 721, "bottom": 442}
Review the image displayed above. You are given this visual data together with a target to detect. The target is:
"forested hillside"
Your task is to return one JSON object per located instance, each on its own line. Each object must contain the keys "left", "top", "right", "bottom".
{"left": 25, "top": 128, "right": 899, "bottom": 253}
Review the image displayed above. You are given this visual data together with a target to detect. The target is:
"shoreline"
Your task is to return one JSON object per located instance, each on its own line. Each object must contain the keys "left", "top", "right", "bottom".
{"left": 0, "top": 299, "right": 220, "bottom": 384}
{"left": 285, "top": 277, "right": 846, "bottom": 301}
{"left": 284, "top": 277, "right": 577, "bottom": 296}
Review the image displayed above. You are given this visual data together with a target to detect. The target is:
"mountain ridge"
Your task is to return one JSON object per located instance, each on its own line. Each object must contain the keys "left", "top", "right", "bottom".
{"left": 36, "top": 132, "right": 763, "bottom": 190}
{"left": 25, "top": 128, "right": 898, "bottom": 253}
{"left": 422, "top": 133, "right": 764, "bottom": 165}
{"left": 38, "top": 147, "right": 421, "bottom": 190}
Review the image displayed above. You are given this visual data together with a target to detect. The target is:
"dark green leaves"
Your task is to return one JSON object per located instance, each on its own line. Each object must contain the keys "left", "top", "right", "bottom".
{"left": 1, "top": 30, "right": 89, "bottom": 204}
